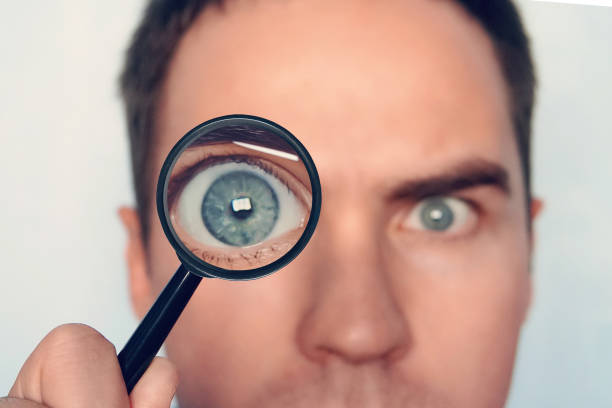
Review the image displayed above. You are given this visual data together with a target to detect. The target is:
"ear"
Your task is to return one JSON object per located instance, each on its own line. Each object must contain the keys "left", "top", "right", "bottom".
{"left": 528, "top": 197, "right": 544, "bottom": 251}
{"left": 119, "top": 206, "right": 154, "bottom": 319}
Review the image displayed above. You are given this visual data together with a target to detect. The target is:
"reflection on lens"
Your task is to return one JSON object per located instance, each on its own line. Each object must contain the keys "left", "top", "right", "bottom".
{"left": 165, "top": 123, "right": 313, "bottom": 271}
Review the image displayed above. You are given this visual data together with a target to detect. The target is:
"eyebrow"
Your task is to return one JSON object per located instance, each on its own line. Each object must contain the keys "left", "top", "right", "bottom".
{"left": 389, "top": 158, "right": 511, "bottom": 201}
{"left": 187, "top": 125, "right": 295, "bottom": 153}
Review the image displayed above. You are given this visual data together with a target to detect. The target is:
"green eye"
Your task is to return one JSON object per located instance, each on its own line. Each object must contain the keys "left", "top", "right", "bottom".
{"left": 419, "top": 198, "right": 455, "bottom": 231}
{"left": 404, "top": 196, "right": 474, "bottom": 234}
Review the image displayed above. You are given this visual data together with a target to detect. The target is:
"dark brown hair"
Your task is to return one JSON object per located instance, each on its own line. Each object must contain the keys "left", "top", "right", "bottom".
{"left": 120, "top": 0, "right": 536, "bottom": 241}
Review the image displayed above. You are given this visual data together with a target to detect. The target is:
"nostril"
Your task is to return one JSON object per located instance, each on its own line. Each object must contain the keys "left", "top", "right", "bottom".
{"left": 314, "top": 327, "right": 409, "bottom": 366}
{"left": 296, "top": 293, "right": 411, "bottom": 367}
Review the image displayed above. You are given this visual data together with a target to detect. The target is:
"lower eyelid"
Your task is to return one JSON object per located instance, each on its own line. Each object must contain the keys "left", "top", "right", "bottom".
{"left": 184, "top": 227, "right": 302, "bottom": 269}
{"left": 187, "top": 246, "right": 231, "bottom": 267}
{"left": 188, "top": 243, "right": 284, "bottom": 269}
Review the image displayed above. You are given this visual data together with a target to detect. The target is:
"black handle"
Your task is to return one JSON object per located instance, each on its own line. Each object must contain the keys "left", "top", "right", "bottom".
{"left": 118, "top": 263, "right": 202, "bottom": 393}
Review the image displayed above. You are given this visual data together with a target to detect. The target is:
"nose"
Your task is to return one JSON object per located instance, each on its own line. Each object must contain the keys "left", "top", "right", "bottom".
{"left": 296, "top": 195, "right": 411, "bottom": 366}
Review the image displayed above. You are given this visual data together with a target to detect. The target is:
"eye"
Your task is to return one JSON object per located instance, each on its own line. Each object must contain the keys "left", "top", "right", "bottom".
{"left": 402, "top": 196, "right": 476, "bottom": 235}
{"left": 172, "top": 160, "right": 307, "bottom": 248}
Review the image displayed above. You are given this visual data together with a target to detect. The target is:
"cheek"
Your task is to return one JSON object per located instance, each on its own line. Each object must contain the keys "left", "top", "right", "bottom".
{"left": 145, "top": 197, "right": 312, "bottom": 406}
{"left": 384, "top": 224, "right": 531, "bottom": 404}
{"left": 161, "top": 261, "right": 308, "bottom": 407}
{"left": 147, "top": 213, "right": 182, "bottom": 288}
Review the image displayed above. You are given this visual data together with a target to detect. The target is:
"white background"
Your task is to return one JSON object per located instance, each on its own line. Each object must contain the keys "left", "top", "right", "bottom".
{"left": 0, "top": 1, "right": 610, "bottom": 407}
{"left": 534, "top": 0, "right": 612, "bottom": 7}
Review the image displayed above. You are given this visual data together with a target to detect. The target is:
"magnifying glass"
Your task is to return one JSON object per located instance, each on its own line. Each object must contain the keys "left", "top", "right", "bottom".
{"left": 117, "top": 114, "right": 321, "bottom": 393}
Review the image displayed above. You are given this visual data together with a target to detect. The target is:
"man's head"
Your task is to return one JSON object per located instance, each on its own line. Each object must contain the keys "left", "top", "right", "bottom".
{"left": 119, "top": 0, "right": 542, "bottom": 406}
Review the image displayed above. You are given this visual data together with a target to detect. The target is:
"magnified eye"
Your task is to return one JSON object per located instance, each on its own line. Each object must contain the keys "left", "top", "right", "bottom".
{"left": 173, "top": 160, "right": 307, "bottom": 248}
{"left": 403, "top": 196, "right": 476, "bottom": 234}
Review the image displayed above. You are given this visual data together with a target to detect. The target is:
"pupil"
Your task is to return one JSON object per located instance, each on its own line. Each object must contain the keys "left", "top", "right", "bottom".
{"left": 420, "top": 199, "right": 454, "bottom": 231}
{"left": 230, "top": 196, "right": 253, "bottom": 219}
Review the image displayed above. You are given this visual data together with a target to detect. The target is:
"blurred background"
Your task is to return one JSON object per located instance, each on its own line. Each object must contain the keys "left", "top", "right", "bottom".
{"left": 0, "top": 1, "right": 610, "bottom": 406}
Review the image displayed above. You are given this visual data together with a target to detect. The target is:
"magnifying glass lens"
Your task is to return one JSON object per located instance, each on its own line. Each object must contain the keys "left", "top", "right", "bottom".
{"left": 165, "top": 122, "right": 314, "bottom": 271}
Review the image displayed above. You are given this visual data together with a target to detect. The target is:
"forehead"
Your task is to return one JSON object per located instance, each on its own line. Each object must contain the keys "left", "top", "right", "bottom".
{"left": 155, "top": 0, "right": 520, "bottom": 192}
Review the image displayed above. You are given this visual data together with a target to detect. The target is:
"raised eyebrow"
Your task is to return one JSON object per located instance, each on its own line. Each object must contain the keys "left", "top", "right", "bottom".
{"left": 388, "top": 158, "right": 511, "bottom": 201}
{"left": 185, "top": 126, "right": 294, "bottom": 153}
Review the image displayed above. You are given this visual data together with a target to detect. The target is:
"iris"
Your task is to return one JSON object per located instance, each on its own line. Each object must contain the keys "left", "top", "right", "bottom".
{"left": 201, "top": 171, "right": 279, "bottom": 246}
{"left": 419, "top": 198, "right": 454, "bottom": 231}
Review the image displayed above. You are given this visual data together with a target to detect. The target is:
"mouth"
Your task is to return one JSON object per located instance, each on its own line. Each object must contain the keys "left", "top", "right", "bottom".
{"left": 239, "top": 364, "right": 448, "bottom": 408}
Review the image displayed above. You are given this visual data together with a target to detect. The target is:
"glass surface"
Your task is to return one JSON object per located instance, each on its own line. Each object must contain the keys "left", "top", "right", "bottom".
{"left": 165, "top": 123, "right": 313, "bottom": 270}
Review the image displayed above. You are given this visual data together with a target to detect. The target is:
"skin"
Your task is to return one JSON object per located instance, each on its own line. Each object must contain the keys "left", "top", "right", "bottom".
{"left": 3, "top": 0, "right": 542, "bottom": 407}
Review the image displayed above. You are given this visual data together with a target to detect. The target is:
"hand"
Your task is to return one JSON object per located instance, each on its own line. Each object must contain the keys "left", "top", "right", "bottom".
{"left": 0, "top": 324, "right": 178, "bottom": 408}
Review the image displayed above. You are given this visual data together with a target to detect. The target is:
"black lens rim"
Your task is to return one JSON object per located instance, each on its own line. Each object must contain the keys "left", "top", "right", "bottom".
{"left": 156, "top": 114, "right": 322, "bottom": 280}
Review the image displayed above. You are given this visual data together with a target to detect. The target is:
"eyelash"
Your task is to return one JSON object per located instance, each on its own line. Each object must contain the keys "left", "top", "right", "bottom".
{"left": 415, "top": 194, "right": 481, "bottom": 212}
{"left": 166, "top": 155, "right": 291, "bottom": 211}
{"left": 187, "top": 245, "right": 283, "bottom": 266}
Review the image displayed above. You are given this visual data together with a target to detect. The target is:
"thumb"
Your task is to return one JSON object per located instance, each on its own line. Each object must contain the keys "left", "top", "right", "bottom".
{"left": 130, "top": 357, "right": 178, "bottom": 408}
{"left": 8, "top": 324, "right": 130, "bottom": 408}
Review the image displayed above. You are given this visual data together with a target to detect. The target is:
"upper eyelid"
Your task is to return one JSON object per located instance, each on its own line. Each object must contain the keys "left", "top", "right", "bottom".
{"left": 167, "top": 155, "right": 251, "bottom": 208}
{"left": 426, "top": 195, "right": 482, "bottom": 215}
{"left": 166, "top": 155, "right": 226, "bottom": 209}
{"left": 395, "top": 191, "right": 486, "bottom": 219}
{"left": 166, "top": 154, "right": 310, "bottom": 211}
{"left": 398, "top": 193, "right": 471, "bottom": 209}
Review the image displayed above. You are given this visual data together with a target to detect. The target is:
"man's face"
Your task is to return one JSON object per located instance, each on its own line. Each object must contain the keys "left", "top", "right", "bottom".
{"left": 133, "top": 0, "right": 536, "bottom": 406}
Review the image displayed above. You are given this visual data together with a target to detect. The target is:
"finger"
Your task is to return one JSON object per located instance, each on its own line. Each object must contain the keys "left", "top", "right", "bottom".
{"left": 130, "top": 357, "right": 178, "bottom": 408}
{"left": 9, "top": 324, "right": 130, "bottom": 408}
